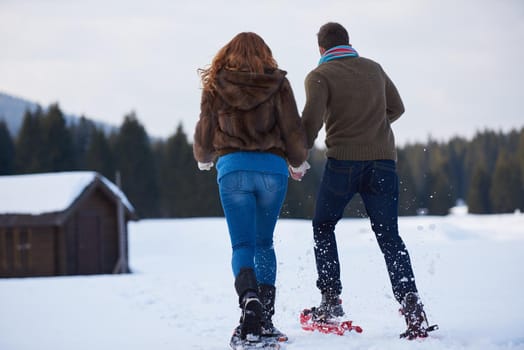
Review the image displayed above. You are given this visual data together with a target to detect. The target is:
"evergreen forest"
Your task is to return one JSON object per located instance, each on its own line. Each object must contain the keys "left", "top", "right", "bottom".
{"left": 1, "top": 104, "right": 523, "bottom": 219}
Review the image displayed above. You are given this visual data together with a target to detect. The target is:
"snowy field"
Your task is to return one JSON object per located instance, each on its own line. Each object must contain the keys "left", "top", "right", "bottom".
{"left": 1, "top": 213, "right": 524, "bottom": 350}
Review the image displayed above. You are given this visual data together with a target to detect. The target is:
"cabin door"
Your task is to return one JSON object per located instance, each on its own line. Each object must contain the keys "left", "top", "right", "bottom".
{"left": 77, "top": 213, "right": 102, "bottom": 274}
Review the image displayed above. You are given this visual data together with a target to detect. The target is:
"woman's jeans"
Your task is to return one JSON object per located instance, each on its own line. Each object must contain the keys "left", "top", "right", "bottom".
{"left": 313, "top": 158, "right": 418, "bottom": 303}
{"left": 219, "top": 171, "right": 287, "bottom": 286}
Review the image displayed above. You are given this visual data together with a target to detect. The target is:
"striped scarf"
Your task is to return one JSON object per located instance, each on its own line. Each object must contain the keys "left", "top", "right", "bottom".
{"left": 318, "top": 45, "right": 359, "bottom": 65}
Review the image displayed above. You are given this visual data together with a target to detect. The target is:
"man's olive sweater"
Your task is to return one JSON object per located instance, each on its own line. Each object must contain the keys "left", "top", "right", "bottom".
{"left": 301, "top": 56, "right": 404, "bottom": 161}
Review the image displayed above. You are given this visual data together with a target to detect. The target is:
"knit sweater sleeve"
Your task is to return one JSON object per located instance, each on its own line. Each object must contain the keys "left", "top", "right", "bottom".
{"left": 275, "top": 78, "right": 308, "bottom": 167}
{"left": 301, "top": 71, "right": 328, "bottom": 149}
{"left": 384, "top": 70, "right": 405, "bottom": 123}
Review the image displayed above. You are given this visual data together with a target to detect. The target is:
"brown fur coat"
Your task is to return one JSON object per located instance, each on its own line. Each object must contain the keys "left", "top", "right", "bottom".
{"left": 193, "top": 68, "right": 307, "bottom": 167}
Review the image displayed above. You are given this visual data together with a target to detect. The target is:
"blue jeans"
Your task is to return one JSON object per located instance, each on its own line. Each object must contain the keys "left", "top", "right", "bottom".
{"left": 313, "top": 158, "right": 418, "bottom": 303}
{"left": 219, "top": 171, "right": 288, "bottom": 286}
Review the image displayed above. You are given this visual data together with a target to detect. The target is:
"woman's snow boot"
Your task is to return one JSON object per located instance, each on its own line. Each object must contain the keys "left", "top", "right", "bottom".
{"left": 258, "top": 284, "right": 288, "bottom": 342}
{"left": 233, "top": 268, "right": 263, "bottom": 341}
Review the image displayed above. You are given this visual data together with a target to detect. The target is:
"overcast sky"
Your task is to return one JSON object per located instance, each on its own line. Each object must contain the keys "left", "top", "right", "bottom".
{"left": 1, "top": 0, "right": 523, "bottom": 146}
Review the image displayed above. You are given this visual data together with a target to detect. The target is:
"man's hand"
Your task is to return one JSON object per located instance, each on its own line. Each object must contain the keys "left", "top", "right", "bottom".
{"left": 289, "top": 161, "right": 311, "bottom": 181}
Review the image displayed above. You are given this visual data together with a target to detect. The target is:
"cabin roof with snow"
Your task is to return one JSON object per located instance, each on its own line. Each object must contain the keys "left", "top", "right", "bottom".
{"left": 0, "top": 171, "right": 136, "bottom": 227}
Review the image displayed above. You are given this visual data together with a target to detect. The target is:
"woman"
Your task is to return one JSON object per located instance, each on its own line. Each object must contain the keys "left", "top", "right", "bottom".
{"left": 193, "top": 32, "right": 309, "bottom": 346}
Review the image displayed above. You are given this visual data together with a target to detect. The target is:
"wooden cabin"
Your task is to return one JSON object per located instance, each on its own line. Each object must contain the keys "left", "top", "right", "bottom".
{"left": 0, "top": 172, "right": 137, "bottom": 277}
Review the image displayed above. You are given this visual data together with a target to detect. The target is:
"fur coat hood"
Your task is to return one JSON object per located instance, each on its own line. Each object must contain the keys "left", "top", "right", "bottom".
{"left": 215, "top": 68, "right": 287, "bottom": 110}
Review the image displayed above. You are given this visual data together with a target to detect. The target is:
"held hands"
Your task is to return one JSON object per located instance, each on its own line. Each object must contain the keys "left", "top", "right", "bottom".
{"left": 289, "top": 161, "right": 311, "bottom": 181}
{"left": 198, "top": 161, "right": 214, "bottom": 171}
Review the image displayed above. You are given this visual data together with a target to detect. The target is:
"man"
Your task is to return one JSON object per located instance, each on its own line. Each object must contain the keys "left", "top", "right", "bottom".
{"left": 295, "top": 22, "right": 435, "bottom": 339}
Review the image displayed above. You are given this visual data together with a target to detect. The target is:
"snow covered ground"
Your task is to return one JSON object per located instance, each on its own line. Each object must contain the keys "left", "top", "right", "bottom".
{"left": 1, "top": 213, "right": 523, "bottom": 350}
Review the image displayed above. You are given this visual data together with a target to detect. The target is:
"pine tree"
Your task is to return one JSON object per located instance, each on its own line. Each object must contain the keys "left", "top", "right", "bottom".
{"left": 113, "top": 113, "right": 159, "bottom": 218}
{"left": 464, "top": 130, "right": 500, "bottom": 194}
{"left": 40, "top": 104, "right": 75, "bottom": 172}
{"left": 15, "top": 107, "right": 44, "bottom": 173}
{"left": 397, "top": 148, "right": 419, "bottom": 216}
{"left": 85, "top": 127, "right": 115, "bottom": 179}
{"left": 0, "top": 120, "right": 15, "bottom": 175}
{"left": 157, "top": 124, "right": 198, "bottom": 217}
{"left": 174, "top": 124, "right": 222, "bottom": 217}
{"left": 447, "top": 137, "right": 468, "bottom": 201}
{"left": 467, "top": 165, "right": 491, "bottom": 214}
{"left": 490, "top": 151, "right": 523, "bottom": 213}
{"left": 518, "top": 128, "right": 524, "bottom": 197}
{"left": 426, "top": 165, "right": 455, "bottom": 215}
{"left": 70, "top": 116, "right": 96, "bottom": 170}
{"left": 402, "top": 143, "right": 432, "bottom": 212}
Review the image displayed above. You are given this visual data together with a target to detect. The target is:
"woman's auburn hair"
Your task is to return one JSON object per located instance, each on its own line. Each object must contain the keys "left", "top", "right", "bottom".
{"left": 198, "top": 32, "right": 278, "bottom": 93}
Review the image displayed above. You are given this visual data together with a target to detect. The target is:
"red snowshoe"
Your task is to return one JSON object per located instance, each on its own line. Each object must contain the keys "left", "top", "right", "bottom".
{"left": 300, "top": 308, "right": 363, "bottom": 336}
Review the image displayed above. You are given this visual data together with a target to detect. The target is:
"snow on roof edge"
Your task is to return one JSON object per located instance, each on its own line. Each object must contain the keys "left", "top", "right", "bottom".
{"left": 0, "top": 171, "right": 134, "bottom": 215}
{"left": 97, "top": 174, "right": 135, "bottom": 213}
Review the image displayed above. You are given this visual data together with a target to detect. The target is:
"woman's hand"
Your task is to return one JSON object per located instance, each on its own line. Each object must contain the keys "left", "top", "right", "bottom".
{"left": 198, "top": 161, "right": 214, "bottom": 171}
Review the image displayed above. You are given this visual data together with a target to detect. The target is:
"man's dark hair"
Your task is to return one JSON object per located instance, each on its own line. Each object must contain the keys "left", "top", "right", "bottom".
{"left": 317, "top": 22, "right": 349, "bottom": 50}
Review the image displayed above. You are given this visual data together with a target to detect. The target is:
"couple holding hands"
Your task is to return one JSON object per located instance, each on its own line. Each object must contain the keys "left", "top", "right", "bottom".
{"left": 193, "top": 22, "right": 434, "bottom": 347}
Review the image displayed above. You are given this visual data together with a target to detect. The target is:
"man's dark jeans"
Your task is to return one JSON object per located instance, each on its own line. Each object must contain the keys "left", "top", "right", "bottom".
{"left": 313, "top": 158, "right": 418, "bottom": 303}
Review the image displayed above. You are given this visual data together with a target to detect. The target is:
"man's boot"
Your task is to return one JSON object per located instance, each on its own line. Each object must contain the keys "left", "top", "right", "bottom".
{"left": 310, "top": 290, "right": 345, "bottom": 322}
{"left": 399, "top": 292, "right": 432, "bottom": 339}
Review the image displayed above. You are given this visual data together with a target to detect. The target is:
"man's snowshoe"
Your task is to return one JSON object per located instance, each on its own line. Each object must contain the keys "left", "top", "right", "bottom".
{"left": 299, "top": 293, "right": 362, "bottom": 335}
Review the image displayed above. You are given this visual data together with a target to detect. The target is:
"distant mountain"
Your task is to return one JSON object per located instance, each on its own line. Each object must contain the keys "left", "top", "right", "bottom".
{"left": 0, "top": 92, "right": 41, "bottom": 136}
{"left": 0, "top": 91, "right": 116, "bottom": 137}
